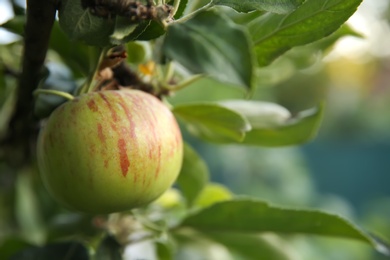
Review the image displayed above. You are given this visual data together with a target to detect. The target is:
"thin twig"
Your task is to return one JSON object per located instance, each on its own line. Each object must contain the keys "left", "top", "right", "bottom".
{"left": 34, "top": 89, "right": 75, "bottom": 101}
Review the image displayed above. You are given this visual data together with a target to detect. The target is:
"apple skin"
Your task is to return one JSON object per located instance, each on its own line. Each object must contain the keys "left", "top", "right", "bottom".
{"left": 37, "top": 90, "right": 183, "bottom": 214}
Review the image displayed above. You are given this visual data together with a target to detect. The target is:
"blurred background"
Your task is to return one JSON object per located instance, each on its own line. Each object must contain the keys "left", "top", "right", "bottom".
{"left": 1, "top": 0, "right": 390, "bottom": 259}
{"left": 168, "top": 1, "right": 390, "bottom": 258}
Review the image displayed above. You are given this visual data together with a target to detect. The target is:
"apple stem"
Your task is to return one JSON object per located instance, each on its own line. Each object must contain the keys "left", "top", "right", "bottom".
{"left": 33, "top": 89, "right": 74, "bottom": 101}
{"left": 78, "top": 47, "right": 110, "bottom": 95}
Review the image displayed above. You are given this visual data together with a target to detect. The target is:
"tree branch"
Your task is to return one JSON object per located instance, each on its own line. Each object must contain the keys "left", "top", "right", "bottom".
{"left": 3, "top": 0, "right": 58, "bottom": 166}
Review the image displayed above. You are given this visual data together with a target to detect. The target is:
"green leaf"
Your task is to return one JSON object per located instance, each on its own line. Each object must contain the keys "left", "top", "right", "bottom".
{"left": 9, "top": 241, "right": 89, "bottom": 260}
{"left": 164, "top": 11, "right": 255, "bottom": 89}
{"left": 156, "top": 241, "right": 173, "bottom": 260}
{"left": 241, "top": 103, "right": 324, "bottom": 146}
{"left": 2, "top": 17, "right": 90, "bottom": 76}
{"left": 195, "top": 183, "right": 233, "bottom": 208}
{"left": 228, "top": 10, "right": 266, "bottom": 25}
{"left": 59, "top": 0, "right": 166, "bottom": 44}
{"left": 0, "top": 77, "right": 16, "bottom": 138}
{"left": 110, "top": 16, "right": 138, "bottom": 45}
{"left": 130, "top": 21, "right": 166, "bottom": 41}
{"left": 177, "top": 143, "right": 209, "bottom": 207}
{"left": 248, "top": 0, "right": 363, "bottom": 66}
{"left": 95, "top": 235, "right": 122, "bottom": 260}
{"left": 1, "top": 15, "right": 25, "bottom": 36}
{"left": 0, "top": 237, "right": 32, "bottom": 260}
{"left": 173, "top": 231, "right": 234, "bottom": 260}
{"left": 285, "top": 24, "right": 363, "bottom": 69}
{"left": 219, "top": 100, "right": 291, "bottom": 128}
{"left": 213, "top": 0, "right": 304, "bottom": 14}
{"left": 15, "top": 170, "right": 45, "bottom": 244}
{"left": 173, "top": 103, "right": 251, "bottom": 142}
{"left": 206, "top": 233, "right": 292, "bottom": 260}
{"left": 47, "top": 213, "right": 98, "bottom": 241}
{"left": 50, "top": 22, "right": 91, "bottom": 77}
{"left": 173, "top": 100, "right": 320, "bottom": 147}
{"left": 180, "top": 198, "right": 390, "bottom": 256}
{"left": 307, "top": 23, "right": 363, "bottom": 54}
{"left": 174, "top": 0, "right": 189, "bottom": 19}
{"left": 126, "top": 42, "right": 147, "bottom": 64}
{"left": 11, "top": 1, "right": 25, "bottom": 16}
{"left": 58, "top": 0, "right": 114, "bottom": 46}
{"left": 215, "top": 100, "right": 323, "bottom": 146}
{"left": 168, "top": 78, "right": 246, "bottom": 105}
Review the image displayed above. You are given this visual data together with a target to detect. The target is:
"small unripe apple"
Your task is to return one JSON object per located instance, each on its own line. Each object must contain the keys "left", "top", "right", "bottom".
{"left": 37, "top": 90, "right": 183, "bottom": 214}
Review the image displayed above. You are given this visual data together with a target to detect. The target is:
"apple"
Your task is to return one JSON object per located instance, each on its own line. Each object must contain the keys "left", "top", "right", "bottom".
{"left": 37, "top": 90, "right": 183, "bottom": 214}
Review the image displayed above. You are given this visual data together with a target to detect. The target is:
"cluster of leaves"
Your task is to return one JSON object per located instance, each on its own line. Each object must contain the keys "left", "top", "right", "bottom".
{"left": 2, "top": 0, "right": 390, "bottom": 259}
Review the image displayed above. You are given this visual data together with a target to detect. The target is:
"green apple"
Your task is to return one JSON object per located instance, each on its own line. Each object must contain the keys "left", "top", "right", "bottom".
{"left": 37, "top": 90, "right": 183, "bottom": 214}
